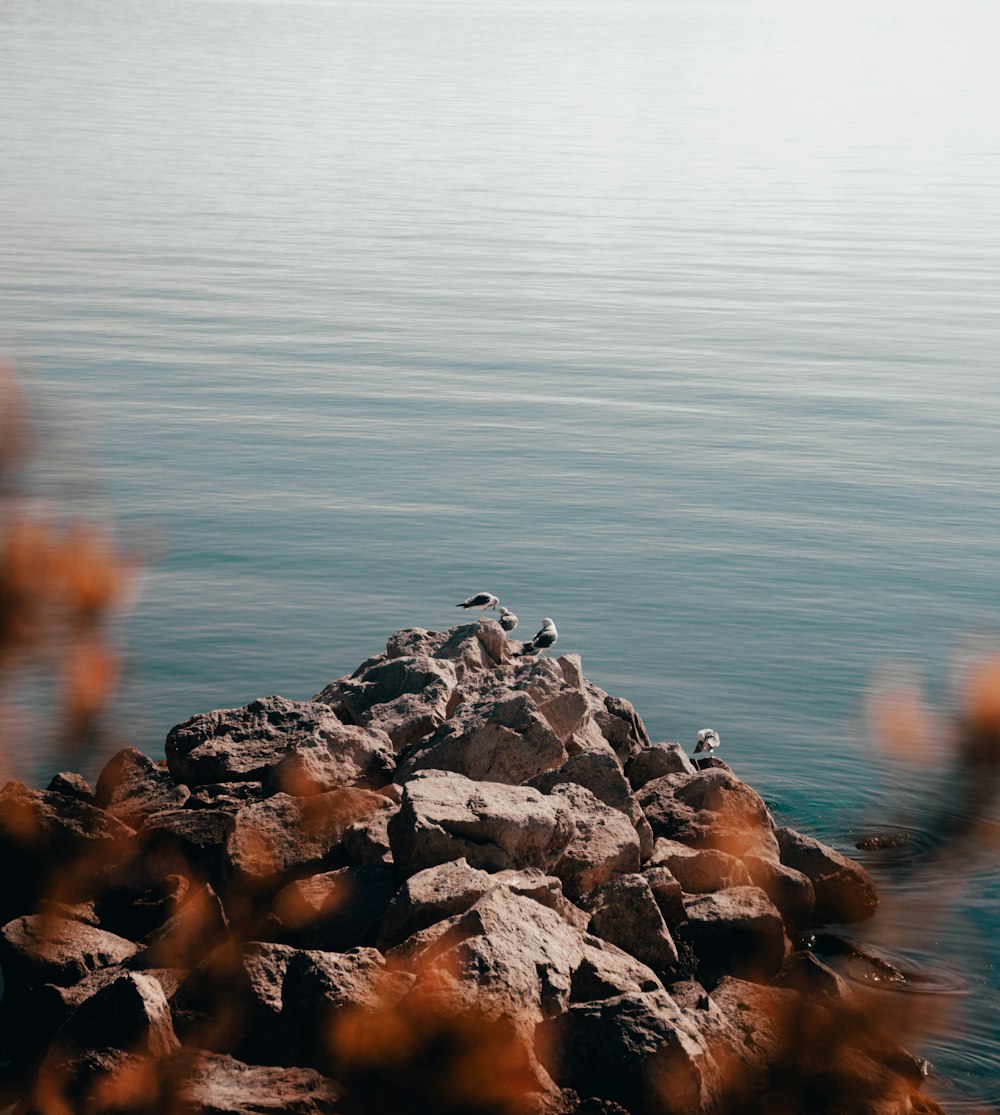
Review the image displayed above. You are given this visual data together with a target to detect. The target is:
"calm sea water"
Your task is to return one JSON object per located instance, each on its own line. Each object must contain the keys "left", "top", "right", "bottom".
{"left": 2, "top": 0, "right": 998, "bottom": 1104}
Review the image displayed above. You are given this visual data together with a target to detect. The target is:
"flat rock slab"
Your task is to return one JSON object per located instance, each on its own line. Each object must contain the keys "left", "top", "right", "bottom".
{"left": 388, "top": 771, "right": 574, "bottom": 879}
{"left": 174, "top": 1051, "right": 342, "bottom": 1115}
{"left": 0, "top": 915, "right": 138, "bottom": 991}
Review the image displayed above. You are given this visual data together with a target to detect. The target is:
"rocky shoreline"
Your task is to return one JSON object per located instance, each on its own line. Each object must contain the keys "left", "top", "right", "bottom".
{"left": 0, "top": 620, "right": 946, "bottom": 1114}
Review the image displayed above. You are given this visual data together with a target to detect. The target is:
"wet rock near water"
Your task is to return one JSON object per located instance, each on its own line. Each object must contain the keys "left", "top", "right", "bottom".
{"left": 0, "top": 620, "right": 945, "bottom": 1115}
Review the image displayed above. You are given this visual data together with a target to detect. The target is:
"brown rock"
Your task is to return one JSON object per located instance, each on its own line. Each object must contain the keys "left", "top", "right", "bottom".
{"left": 679, "top": 886, "right": 789, "bottom": 986}
{"left": 742, "top": 852, "right": 816, "bottom": 929}
{"left": 45, "top": 771, "right": 95, "bottom": 804}
{"left": 626, "top": 743, "right": 696, "bottom": 790}
{"left": 775, "top": 826, "right": 879, "bottom": 924}
{"left": 94, "top": 747, "right": 190, "bottom": 829}
{"left": 51, "top": 971, "right": 179, "bottom": 1058}
{"left": 571, "top": 936, "right": 664, "bottom": 1002}
{"left": 585, "top": 874, "right": 679, "bottom": 977}
{"left": 0, "top": 915, "right": 138, "bottom": 992}
{"left": 548, "top": 783, "right": 641, "bottom": 902}
{"left": 173, "top": 1050, "right": 342, "bottom": 1115}
{"left": 261, "top": 724, "right": 395, "bottom": 795}
{"left": 273, "top": 863, "right": 395, "bottom": 950}
{"left": 648, "top": 839, "right": 752, "bottom": 894}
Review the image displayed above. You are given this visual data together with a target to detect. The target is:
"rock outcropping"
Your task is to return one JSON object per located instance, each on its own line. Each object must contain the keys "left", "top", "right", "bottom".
{"left": 0, "top": 622, "right": 942, "bottom": 1115}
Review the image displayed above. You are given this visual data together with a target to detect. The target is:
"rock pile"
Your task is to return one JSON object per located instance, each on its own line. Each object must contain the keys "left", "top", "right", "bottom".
{"left": 0, "top": 622, "right": 944, "bottom": 1114}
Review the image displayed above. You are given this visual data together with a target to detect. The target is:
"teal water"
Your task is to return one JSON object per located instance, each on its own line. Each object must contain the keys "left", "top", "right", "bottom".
{"left": 2, "top": 0, "right": 998, "bottom": 1104}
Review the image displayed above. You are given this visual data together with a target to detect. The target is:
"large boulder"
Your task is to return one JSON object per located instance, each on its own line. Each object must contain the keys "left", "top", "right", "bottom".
{"left": 585, "top": 874, "right": 679, "bottom": 978}
{"left": 0, "top": 782, "right": 134, "bottom": 920}
{"left": 94, "top": 747, "right": 190, "bottom": 829}
{"left": 0, "top": 915, "right": 138, "bottom": 994}
{"left": 678, "top": 886, "right": 790, "bottom": 986}
{"left": 166, "top": 695, "right": 388, "bottom": 788}
{"left": 626, "top": 743, "right": 696, "bottom": 790}
{"left": 538, "top": 989, "right": 720, "bottom": 1115}
{"left": 637, "top": 768, "right": 779, "bottom": 860}
{"left": 172, "top": 1051, "right": 342, "bottom": 1115}
{"left": 387, "top": 771, "right": 574, "bottom": 879}
{"left": 547, "top": 783, "right": 641, "bottom": 902}
{"left": 261, "top": 725, "right": 396, "bottom": 796}
{"left": 273, "top": 863, "right": 396, "bottom": 950}
{"left": 111, "top": 807, "right": 234, "bottom": 896}
{"left": 648, "top": 839, "right": 752, "bottom": 894}
{"left": 775, "top": 826, "right": 879, "bottom": 924}
{"left": 50, "top": 971, "right": 179, "bottom": 1059}
{"left": 223, "top": 788, "right": 387, "bottom": 894}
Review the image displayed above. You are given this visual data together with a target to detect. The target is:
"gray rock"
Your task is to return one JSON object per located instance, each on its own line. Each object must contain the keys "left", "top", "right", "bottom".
{"left": 388, "top": 771, "right": 575, "bottom": 879}
{"left": 94, "top": 746, "right": 190, "bottom": 828}
{"left": 648, "top": 838, "right": 752, "bottom": 894}
{"left": 626, "top": 744, "right": 696, "bottom": 790}
{"left": 0, "top": 915, "right": 138, "bottom": 992}
{"left": 45, "top": 771, "right": 95, "bottom": 804}
{"left": 586, "top": 874, "right": 679, "bottom": 977}
{"left": 679, "top": 886, "right": 789, "bottom": 986}
{"left": 548, "top": 783, "right": 641, "bottom": 902}
{"left": 273, "top": 863, "right": 395, "bottom": 950}
{"left": 166, "top": 695, "right": 371, "bottom": 787}
{"left": 538, "top": 989, "right": 719, "bottom": 1115}
{"left": 224, "top": 788, "right": 387, "bottom": 893}
{"left": 637, "top": 768, "right": 779, "bottom": 860}
{"left": 775, "top": 826, "right": 879, "bottom": 924}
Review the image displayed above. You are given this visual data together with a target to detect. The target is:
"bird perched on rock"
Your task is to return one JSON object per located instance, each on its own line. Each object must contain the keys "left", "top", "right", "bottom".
{"left": 498, "top": 606, "right": 518, "bottom": 632}
{"left": 694, "top": 728, "right": 720, "bottom": 757}
{"left": 518, "top": 618, "right": 558, "bottom": 657}
{"left": 456, "top": 592, "right": 499, "bottom": 618}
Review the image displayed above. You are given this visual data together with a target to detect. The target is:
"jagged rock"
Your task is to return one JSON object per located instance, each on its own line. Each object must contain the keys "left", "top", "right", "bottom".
{"left": 585, "top": 875, "right": 679, "bottom": 977}
{"left": 112, "top": 808, "right": 234, "bottom": 897}
{"left": 378, "top": 858, "right": 494, "bottom": 950}
{"left": 315, "top": 655, "right": 459, "bottom": 750}
{"left": 37, "top": 898, "right": 100, "bottom": 927}
{"left": 679, "top": 886, "right": 789, "bottom": 986}
{"left": 261, "top": 724, "right": 395, "bottom": 796}
{"left": 547, "top": 783, "right": 641, "bottom": 902}
{"left": 537, "top": 989, "right": 719, "bottom": 1115}
{"left": 775, "top": 950, "right": 856, "bottom": 1005}
{"left": 775, "top": 827, "right": 879, "bottom": 924}
{"left": 398, "top": 887, "right": 586, "bottom": 1025}
{"left": 172, "top": 1050, "right": 342, "bottom": 1115}
{"left": 273, "top": 863, "right": 395, "bottom": 950}
{"left": 388, "top": 771, "right": 574, "bottom": 879}
{"left": 571, "top": 936, "right": 664, "bottom": 1002}
{"left": 50, "top": 970, "right": 179, "bottom": 1058}
{"left": 97, "top": 873, "right": 191, "bottom": 942}
{"left": 399, "top": 690, "right": 568, "bottom": 786}
{"left": 637, "top": 768, "right": 779, "bottom": 860}
{"left": 172, "top": 941, "right": 299, "bottom": 1063}
{"left": 0, "top": 782, "right": 134, "bottom": 920}
{"left": 742, "top": 852, "right": 816, "bottom": 929}
{"left": 224, "top": 789, "right": 387, "bottom": 893}
{"left": 0, "top": 915, "right": 138, "bottom": 993}
{"left": 589, "top": 690, "right": 651, "bottom": 765}
{"left": 640, "top": 866, "right": 686, "bottom": 927}
{"left": 166, "top": 695, "right": 379, "bottom": 788}
{"left": 95, "top": 747, "right": 191, "bottom": 828}
{"left": 45, "top": 771, "right": 95, "bottom": 804}
{"left": 648, "top": 839, "right": 752, "bottom": 894}
{"left": 626, "top": 744, "right": 696, "bottom": 790}
{"left": 186, "top": 782, "right": 266, "bottom": 811}
{"left": 130, "top": 882, "right": 230, "bottom": 969}
{"left": 340, "top": 798, "right": 398, "bottom": 865}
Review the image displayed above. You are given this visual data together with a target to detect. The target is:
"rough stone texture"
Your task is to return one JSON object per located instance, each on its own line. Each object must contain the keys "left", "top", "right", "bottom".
{"left": 52, "top": 971, "right": 179, "bottom": 1058}
{"left": 388, "top": 771, "right": 574, "bottom": 879}
{"left": 261, "top": 723, "right": 395, "bottom": 795}
{"left": 130, "top": 882, "right": 231, "bottom": 970}
{"left": 378, "top": 857, "right": 494, "bottom": 949}
{"left": 173, "top": 1051, "right": 342, "bottom": 1115}
{"left": 547, "top": 783, "right": 642, "bottom": 902}
{"left": 640, "top": 866, "right": 687, "bottom": 928}
{"left": 585, "top": 874, "right": 679, "bottom": 977}
{"left": 0, "top": 782, "right": 134, "bottom": 921}
{"left": 648, "top": 839, "right": 753, "bottom": 894}
{"left": 400, "top": 887, "right": 587, "bottom": 1025}
{"left": 166, "top": 695, "right": 376, "bottom": 787}
{"left": 186, "top": 782, "right": 266, "bottom": 812}
{"left": 273, "top": 863, "right": 395, "bottom": 950}
{"left": 398, "top": 690, "right": 568, "bottom": 785}
{"left": 626, "top": 744, "right": 696, "bottom": 790}
{"left": 0, "top": 915, "right": 138, "bottom": 992}
{"left": 538, "top": 990, "right": 719, "bottom": 1115}
{"left": 112, "top": 808, "right": 234, "bottom": 895}
{"left": 45, "top": 771, "right": 95, "bottom": 804}
{"left": 224, "top": 788, "right": 387, "bottom": 892}
{"left": 172, "top": 942, "right": 299, "bottom": 1063}
{"left": 742, "top": 852, "right": 816, "bottom": 929}
{"left": 775, "top": 826, "right": 879, "bottom": 924}
{"left": 340, "top": 798, "right": 397, "bottom": 865}
{"left": 638, "top": 768, "right": 779, "bottom": 860}
{"left": 571, "top": 936, "right": 664, "bottom": 1002}
{"left": 679, "top": 886, "right": 790, "bottom": 986}
{"left": 94, "top": 746, "right": 191, "bottom": 829}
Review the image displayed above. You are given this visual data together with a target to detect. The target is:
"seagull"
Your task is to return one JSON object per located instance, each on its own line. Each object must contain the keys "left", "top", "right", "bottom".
{"left": 456, "top": 592, "right": 499, "bottom": 620}
{"left": 498, "top": 606, "right": 518, "bottom": 633}
{"left": 693, "top": 728, "right": 720, "bottom": 758}
{"left": 518, "top": 618, "right": 558, "bottom": 657}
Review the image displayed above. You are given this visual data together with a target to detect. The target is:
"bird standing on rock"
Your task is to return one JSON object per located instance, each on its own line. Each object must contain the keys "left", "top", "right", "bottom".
{"left": 456, "top": 592, "right": 499, "bottom": 619}
{"left": 518, "top": 618, "right": 558, "bottom": 657}
{"left": 498, "top": 606, "right": 518, "bottom": 632}
{"left": 694, "top": 728, "right": 720, "bottom": 759}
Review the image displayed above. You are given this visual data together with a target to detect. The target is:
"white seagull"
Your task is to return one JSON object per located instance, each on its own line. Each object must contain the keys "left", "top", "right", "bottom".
{"left": 518, "top": 618, "right": 558, "bottom": 657}
{"left": 456, "top": 592, "right": 499, "bottom": 619}
{"left": 693, "top": 728, "right": 721, "bottom": 758}
{"left": 498, "top": 606, "right": 518, "bottom": 633}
